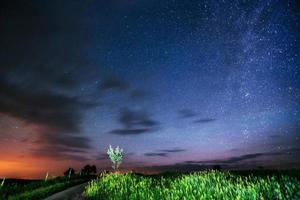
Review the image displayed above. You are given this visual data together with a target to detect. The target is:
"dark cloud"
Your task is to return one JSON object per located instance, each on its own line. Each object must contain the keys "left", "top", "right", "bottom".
{"left": 269, "top": 134, "right": 282, "bottom": 139}
{"left": 109, "top": 108, "right": 159, "bottom": 135}
{"left": 34, "top": 132, "right": 91, "bottom": 149}
{"left": 100, "top": 77, "right": 129, "bottom": 91}
{"left": 30, "top": 131, "right": 91, "bottom": 161}
{"left": 159, "top": 148, "right": 186, "bottom": 153}
{"left": 144, "top": 148, "right": 185, "bottom": 158}
{"left": 0, "top": 0, "right": 99, "bottom": 161}
{"left": 0, "top": 79, "right": 96, "bottom": 133}
{"left": 0, "top": 0, "right": 99, "bottom": 134}
{"left": 0, "top": 0, "right": 96, "bottom": 87}
{"left": 144, "top": 152, "right": 168, "bottom": 157}
{"left": 178, "top": 109, "right": 197, "bottom": 118}
{"left": 129, "top": 89, "right": 150, "bottom": 100}
{"left": 0, "top": 75, "right": 96, "bottom": 161}
{"left": 31, "top": 147, "right": 89, "bottom": 161}
{"left": 55, "top": 73, "right": 79, "bottom": 88}
{"left": 119, "top": 108, "right": 158, "bottom": 128}
{"left": 147, "top": 163, "right": 217, "bottom": 172}
{"left": 185, "top": 149, "right": 300, "bottom": 165}
{"left": 31, "top": 134, "right": 91, "bottom": 161}
{"left": 284, "top": 147, "right": 300, "bottom": 154}
{"left": 219, "top": 153, "right": 265, "bottom": 164}
{"left": 194, "top": 118, "right": 216, "bottom": 123}
{"left": 110, "top": 128, "right": 154, "bottom": 135}
{"left": 183, "top": 154, "right": 263, "bottom": 165}
{"left": 229, "top": 148, "right": 242, "bottom": 152}
{"left": 147, "top": 148, "right": 300, "bottom": 171}
{"left": 96, "top": 153, "right": 109, "bottom": 161}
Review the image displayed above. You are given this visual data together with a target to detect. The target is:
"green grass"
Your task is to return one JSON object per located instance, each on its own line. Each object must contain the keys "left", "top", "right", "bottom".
{"left": 84, "top": 171, "right": 300, "bottom": 200}
{"left": 0, "top": 176, "right": 88, "bottom": 200}
{"left": 7, "top": 179, "right": 85, "bottom": 200}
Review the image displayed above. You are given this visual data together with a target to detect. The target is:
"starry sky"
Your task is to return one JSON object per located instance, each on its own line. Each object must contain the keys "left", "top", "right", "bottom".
{"left": 1, "top": 0, "right": 300, "bottom": 179}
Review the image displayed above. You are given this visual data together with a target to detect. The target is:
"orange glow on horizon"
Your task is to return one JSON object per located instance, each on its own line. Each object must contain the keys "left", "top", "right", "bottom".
{"left": 0, "top": 161, "right": 40, "bottom": 179}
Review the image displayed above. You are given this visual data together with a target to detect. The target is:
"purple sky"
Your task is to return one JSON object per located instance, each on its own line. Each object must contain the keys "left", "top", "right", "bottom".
{"left": 0, "top": 0, "right": 299, "bottom": 178}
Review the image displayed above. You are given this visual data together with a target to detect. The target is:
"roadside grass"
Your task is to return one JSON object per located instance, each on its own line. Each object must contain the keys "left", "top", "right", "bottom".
{"left": 0, "top": 176, "right": 89, "bottom": 200}
{"left": 84, "top": 170, "right": 300, "bottom": 200}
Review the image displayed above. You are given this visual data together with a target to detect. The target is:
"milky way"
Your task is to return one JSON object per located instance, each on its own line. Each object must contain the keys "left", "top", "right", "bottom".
{"left": 0, "top": 0, "right": 299, "bottom": 178}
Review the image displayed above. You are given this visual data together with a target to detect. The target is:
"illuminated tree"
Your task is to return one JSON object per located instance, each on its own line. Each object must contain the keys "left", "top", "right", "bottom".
{"left": 107, "top": 145, "right": 123, "bottom": 170}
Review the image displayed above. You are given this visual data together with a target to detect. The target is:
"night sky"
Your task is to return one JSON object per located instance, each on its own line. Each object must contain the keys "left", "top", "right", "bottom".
{"left": 1, "top": 0, "right": 300, "bottom": 179}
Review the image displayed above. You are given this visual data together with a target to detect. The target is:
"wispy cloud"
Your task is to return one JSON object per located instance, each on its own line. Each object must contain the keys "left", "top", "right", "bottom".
{"left": 159, "top": 148, "right": 186, "bottom": 153}
{"left": 129, "top": 89, "right": 150, "bottom": 100}
{"left": 144, "top": 152, "right": 168, "bottom": 157}
{"left": 109, "top": 108, "right": 159, "bottom": 135}
{"left": 100, "top": 77, "right": 129, "bottom": 91}
{"left": 144, "top": 148, "right": 185, "bottom": 157}
{"left": 0, "top": 79, "right": 97, "bottom": 133}
{"left": 194, "top": 118, "right": 216, "bottom": 124}
{"left": 147, "top": 163, "right": 214, "bottom": 172}
{"left": 185, "top": 149, "right": 300, "bottom": 165}
{"left": 178, "top": 109, "right": 197, "bottom": 118}
{"left": 110, "top": 128, "right": 155, "bottom": 135}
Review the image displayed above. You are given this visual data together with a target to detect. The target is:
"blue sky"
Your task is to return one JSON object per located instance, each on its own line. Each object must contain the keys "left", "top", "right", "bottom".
{"left": 0, "top": 0, "right": 299, "bottom": 178}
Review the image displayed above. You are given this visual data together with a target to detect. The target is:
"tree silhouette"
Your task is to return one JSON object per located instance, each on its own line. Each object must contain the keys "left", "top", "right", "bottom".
{"left": 91, "top": 165, "right": 97, "bottom": 174}
{"left": 64, "top": 168, "right": 75, "bottom": 178}
{"left": 213, "top": 165, "right": 221, "bottom": 171}
{"left": 81, "top": 164, "right": 97, "bottom": 176}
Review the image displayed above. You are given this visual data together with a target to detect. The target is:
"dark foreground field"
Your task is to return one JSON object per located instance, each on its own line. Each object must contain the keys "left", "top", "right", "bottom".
{"left": 0, "top": 176, "right": 90, "bottom": 200}
{"left": 84, "top": 170, "right": 300, "bottom": 200}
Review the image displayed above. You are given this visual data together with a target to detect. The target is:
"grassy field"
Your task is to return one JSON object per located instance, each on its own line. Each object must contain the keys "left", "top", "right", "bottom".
{"left": 84, "top": 170, "right": 300, "bottom": 200}
{"left": 0, "top": 176, "right": 89, "bottom": 200}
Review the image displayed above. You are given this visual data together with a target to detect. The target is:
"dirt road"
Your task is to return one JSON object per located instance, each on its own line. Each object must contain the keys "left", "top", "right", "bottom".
{"left": 44, "top": 182, "right": 88, "bottom": 200}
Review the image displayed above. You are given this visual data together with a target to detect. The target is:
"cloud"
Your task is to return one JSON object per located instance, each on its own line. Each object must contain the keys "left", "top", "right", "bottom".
{"left": 0, "top": 0, "right": 98, "bottom": 87}
{"left": 110, "top": 128, "right": 154, "bottom": 135}
{"left": 147, "top": 148, "right": 300, "bottom": 171}
{"left": 129, "top": 89, "right": 150, "bottom": 100}
{"left": 31, "top": 148, "right": 89, "bottom": 161}
{"left": 144, "top": 152, "right": 168, "bottom": 157}
{"left": 183, "top": 153, "right": 264, "bottom": 165}
{"left": 194, "top": 118, "right": 216, "bottom": 123}
{"left": 0, "top": 79, "right": 96, "bottom": 133}
{"left": 0, "top": 0, "right": 101, "bottom": 161}
{"left": 147, "top": 163, "right": 216, "bottom": 172}
{"left": 0, "top": 78, "right": 97, "bottom": 161}
{"left": 100, "top": 77, "right": 129, "bottom": 91}
{"left": 34, "top": 132, "right": 91, "bottom": 149}
{"left": 185, "top": 149, "right": 300, "bottom": 165}
{"left": 109, "top": 108, "right": 159, "bottom": 135}
{"left": 178, "top": 109, "right": 197, "bottom": 118}
{"left": 144, "top": 148, "right": 185, "bottom": 158}
{"left": 269, "top": 134, "right": 282, "bottom": 139}
{"left": 159, "top": 148, "right": 186, "bottom": 153}
{"left": 0, "top": 3, "right": 100, "bottom": 158}
{"left": 30, "top": 131, "right": 91, "bottom": 161}
{"left": 96, "top": 153, "right": 109, "bottom": 161}
{"left": 119, "top": 108, "right": 158, "bottom": 128}
{"left": 0, "top": 1, "right": 100, "bottom": 134}
{"left": 219, "top": 153, "right": 264, "bottom": 164}
{"left": 55, "top": 73, "right": 79, "bottom": 88}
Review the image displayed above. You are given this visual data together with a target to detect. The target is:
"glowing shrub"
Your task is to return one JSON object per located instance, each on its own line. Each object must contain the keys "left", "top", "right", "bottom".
{"left": 107, "top": 145, "right": 123, "bottom": 170}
